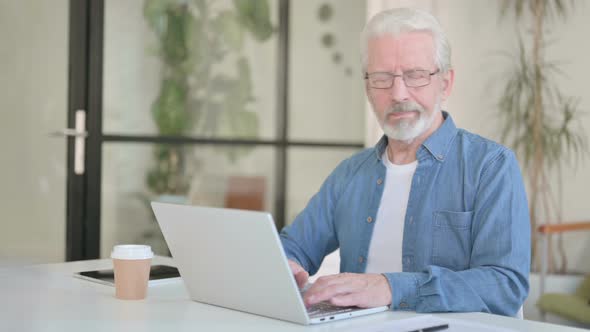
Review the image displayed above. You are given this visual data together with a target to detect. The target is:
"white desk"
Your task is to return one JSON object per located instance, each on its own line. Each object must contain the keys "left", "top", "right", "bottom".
{"left": 0, "top": 256, "right": 585, "bottom": 332}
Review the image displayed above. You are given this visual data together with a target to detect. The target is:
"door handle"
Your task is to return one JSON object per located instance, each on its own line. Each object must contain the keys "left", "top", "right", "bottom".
{"left": 50, "top": 128, "right": 88, "bottom": 138}
{"left": 50, "top": 110, "right": 87, "bottom": 175}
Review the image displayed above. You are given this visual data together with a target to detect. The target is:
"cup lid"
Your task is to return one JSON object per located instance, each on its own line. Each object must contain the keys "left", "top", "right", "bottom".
{"left": 111, "top": 245, "right": 154, "bottom": 260}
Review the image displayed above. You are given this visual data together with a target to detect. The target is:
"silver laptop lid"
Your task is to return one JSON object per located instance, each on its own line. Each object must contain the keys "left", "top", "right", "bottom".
{"left": 151, "top": 202, "right": 310, "bottom": 325}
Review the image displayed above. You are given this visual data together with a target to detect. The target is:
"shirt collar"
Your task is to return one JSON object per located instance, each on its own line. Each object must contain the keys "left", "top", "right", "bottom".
{"left": 374, "top": 111, "right": 458, "bottom": 162}
{"left": 374, "top": 135, "right": 389, "bottom": 161}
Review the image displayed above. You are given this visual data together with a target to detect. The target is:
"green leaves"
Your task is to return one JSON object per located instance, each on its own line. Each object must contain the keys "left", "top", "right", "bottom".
{"left": 233, "top": 0, "right": 274, "bottom": 42}
{"left": 143, "top": 0, "right": 275, "bottom": 196}
{"left": 213, "top": 10, "right": 245, "bottom": 51}
{"left": 496, "top": 0, "right": 587, "bottom": 174}
{"left": 498, "top": 47, "right": 587, "bottom": 168}
{"left": 144, "top": 0, "right": 194, "bottom": 67}
{"left": 143, "top": 0, "right": 174, "bottom": 36}
{"left": 146, "top": 145, "right": 189, "bottom": 195}
{"left": 205, "top": 58, "right": 258, "bottom": 138}
{"left": 318, "top": 3, "right": 334, "bottom": 22}
{"left": 497, "top": 44, "right": 587, "bottom": 170}
{"left": 161, "top": 5, "right": 192, "bottom": 66}
{"left": 499, "top": 0, "right": 574, "bottom": 22}
{"left": 152, "top": 78, "right": 190, "bottom": 135}
{"left": 145, "top": 0, "right": 274, "bottom": 142}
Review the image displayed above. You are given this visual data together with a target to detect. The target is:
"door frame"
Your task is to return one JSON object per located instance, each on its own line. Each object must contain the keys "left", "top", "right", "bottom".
{"left": 66, "top": 0, "right": 103, "bottom": 261}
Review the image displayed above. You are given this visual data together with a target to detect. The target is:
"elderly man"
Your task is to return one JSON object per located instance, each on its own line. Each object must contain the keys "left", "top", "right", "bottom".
{"left": 280, "top": 8, "right": 530, "bottom": 316}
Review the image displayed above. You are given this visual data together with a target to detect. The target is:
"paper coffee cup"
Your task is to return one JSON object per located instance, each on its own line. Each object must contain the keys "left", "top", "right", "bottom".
{"left": 111, "top": 245, "right": 154, "bottom": 300}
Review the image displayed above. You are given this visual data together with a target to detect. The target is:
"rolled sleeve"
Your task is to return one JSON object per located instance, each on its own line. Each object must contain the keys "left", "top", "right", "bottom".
{"left": 383, "top": 272, "right": 429, "bottom": 310}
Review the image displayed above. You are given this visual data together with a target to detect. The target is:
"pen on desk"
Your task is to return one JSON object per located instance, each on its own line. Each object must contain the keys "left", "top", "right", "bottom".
{"left": 407, "top": 323, "right": 449, "bottom": 332}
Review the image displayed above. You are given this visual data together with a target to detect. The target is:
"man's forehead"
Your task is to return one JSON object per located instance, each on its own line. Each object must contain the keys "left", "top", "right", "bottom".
{"left": 368, "top": 31, "right": 435, "bottom": 50}
{"left": 367, "top": 31, "right": 436, "bottom": 69}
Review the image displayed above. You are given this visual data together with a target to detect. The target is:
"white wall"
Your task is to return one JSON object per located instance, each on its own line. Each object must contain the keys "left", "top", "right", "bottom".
{"left": 289, "top": 0, "right": 366, "bottom": 143}
{"left": 0, "top": 1, "right": 68, "bottom": 264}
{"left": 286, "top": 0, "right": 367, "bottom": 223}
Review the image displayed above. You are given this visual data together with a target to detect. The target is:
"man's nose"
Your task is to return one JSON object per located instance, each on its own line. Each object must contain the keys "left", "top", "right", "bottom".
{"left": 390, "top": 76, "right": 410, "bottom": 103}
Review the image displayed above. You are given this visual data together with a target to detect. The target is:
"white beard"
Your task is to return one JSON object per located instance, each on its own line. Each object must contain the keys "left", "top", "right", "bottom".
{"left": 378, "top": 98, "right": 440, "bottom": 143}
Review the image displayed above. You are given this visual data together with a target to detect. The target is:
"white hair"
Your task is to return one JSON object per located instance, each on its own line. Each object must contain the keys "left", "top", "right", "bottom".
{"left": 360, "top": 8, "right": 451, "bottom": 73}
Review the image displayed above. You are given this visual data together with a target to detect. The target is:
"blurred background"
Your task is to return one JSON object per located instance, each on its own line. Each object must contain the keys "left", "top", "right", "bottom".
{"left": 0, "top": 0, "right": 588, "bottom": 327}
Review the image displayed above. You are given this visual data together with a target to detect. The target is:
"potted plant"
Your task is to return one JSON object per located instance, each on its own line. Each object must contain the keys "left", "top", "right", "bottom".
{"left": 496, "top": 0, "right": 587, "bottom": 273}
{"left": 138, "top": 0, "right": 275, "bottom": 253}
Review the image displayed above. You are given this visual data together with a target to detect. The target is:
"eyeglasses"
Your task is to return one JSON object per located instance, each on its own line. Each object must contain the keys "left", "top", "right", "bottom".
{"left": 364, "top": 69, "right": 440, "bottom": 89}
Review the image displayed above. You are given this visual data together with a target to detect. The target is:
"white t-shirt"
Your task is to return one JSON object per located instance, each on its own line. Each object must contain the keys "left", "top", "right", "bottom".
{"left": 365, "top": 151, "right": 417, "bottom": 274}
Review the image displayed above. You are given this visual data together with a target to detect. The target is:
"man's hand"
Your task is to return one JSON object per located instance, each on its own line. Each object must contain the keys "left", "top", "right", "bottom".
{"left": 288, "top": 260, "right": 309, "bottom": 289}
{"left": 303, "top": 273, "right": 392, "bottom": 308}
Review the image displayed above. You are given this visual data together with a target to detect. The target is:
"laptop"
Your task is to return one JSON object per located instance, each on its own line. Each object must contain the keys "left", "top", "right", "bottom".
{"left": 151, "top": 202, "right": 389, "bottom": 325}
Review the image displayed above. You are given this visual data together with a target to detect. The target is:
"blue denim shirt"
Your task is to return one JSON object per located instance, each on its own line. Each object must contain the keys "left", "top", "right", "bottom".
{"left": 280, "top": 112, "right": 530, "bottom": 316}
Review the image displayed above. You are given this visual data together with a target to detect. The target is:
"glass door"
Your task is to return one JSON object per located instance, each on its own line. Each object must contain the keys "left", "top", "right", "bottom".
{"left": 96, "top": 0, "right": 283, "bottom": 257}
{"left": 76, "top": 0, "right": 366, "bottom": 259}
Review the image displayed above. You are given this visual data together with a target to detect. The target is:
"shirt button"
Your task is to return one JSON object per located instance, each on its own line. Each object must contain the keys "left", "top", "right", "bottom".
{"left": 377, "top": 178, "right": 383, "bottom": 185}
{"left": 404, "top": 257, "right": 411, "bottom": 264}
{"left": 409, "top": 216, "right": 414, "bottom": 224}
{"left": 358, "top": 256, "right": 364, "bottom": 263}
{"left": 366, "top": 216, "right": 373, "bottom": 223}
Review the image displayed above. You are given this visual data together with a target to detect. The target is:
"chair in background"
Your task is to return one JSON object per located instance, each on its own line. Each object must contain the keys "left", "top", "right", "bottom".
{"left": 224, "top": 175, "right": 266, "bottom": 211}
{"left": 536, "top": 221, "right": 590, "bottom": 325}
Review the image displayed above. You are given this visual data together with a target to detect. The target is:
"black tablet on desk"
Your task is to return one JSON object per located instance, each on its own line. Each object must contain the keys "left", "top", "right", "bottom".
{"left": 74, "top": 264, "right": 181, "bottom": 286}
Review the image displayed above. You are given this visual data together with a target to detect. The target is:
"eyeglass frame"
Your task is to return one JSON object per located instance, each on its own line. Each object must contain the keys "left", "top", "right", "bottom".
{"left": 364, "top": 69, "right": 441, "bottom": 89}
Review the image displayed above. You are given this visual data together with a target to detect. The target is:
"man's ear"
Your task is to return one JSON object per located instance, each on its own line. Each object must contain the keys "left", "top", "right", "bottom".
{"left": 440, "top": 69, "right": 454, "bottom": 101}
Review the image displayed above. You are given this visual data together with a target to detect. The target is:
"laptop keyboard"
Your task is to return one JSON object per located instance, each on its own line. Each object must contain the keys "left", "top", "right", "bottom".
{"left": 306, "top": 301, "right": 356, "bottom": 318}
{"left": 300, "top": 284, "right": 358, "bottom": 318}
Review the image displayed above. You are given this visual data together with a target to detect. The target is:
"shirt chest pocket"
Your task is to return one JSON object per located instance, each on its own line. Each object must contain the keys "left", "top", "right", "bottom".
{"left": 431, "top": 210, "right": 473, "bottom": 271}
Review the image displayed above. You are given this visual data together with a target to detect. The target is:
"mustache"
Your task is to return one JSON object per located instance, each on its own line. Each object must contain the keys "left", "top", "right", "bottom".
{"left": 386, "top": 101, "right": 426, "bottom": 115}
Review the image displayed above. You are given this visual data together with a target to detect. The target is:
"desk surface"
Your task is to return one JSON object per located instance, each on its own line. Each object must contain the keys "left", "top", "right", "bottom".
{"left": 0, "top": 256, "right": 585, "bottom": 332}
